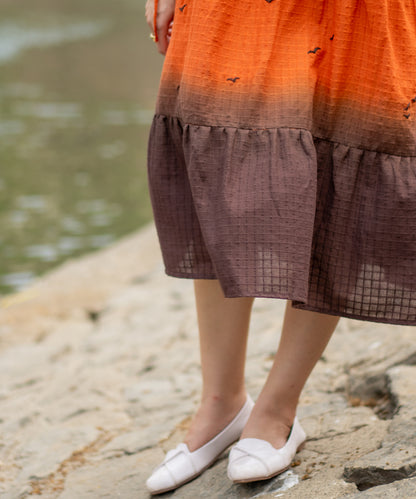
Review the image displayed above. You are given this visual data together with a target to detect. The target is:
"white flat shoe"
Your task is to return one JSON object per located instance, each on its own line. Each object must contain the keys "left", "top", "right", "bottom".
{"left": 227, "top": 416, "right": 306, "bottom": 483}
{"left": 146, "top": 395, "right": 254, "bottom": 495}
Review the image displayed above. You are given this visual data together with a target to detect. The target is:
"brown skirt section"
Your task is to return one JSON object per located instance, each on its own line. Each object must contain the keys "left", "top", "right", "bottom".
{"left": 148, "top": 115, "right": 416, "bottom": 325}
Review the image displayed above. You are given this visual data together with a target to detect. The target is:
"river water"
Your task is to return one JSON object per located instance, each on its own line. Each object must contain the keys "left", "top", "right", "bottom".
{"left": 0, "top": 0, "right": 162, "bottom": 294}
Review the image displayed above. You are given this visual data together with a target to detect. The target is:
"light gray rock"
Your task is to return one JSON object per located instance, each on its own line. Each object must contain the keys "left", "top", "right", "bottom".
{"left": 16, "top": 425, "right": 100, "bottom": 482}
{"left": 282, "top": 469, "right": 357, "bottom": 499}
{"left": 343, "top": 419, "right": 416, "bottom": 491}
{"left": 169, "top": 461, "right": 303, "bottom": 498}
{"left": 3, "top": 223, "right": 416, "bottom": 498}
{"left": 124, "top": 379, "right": 174, "bottom": 404}
{"left": 344, "top": 345, "right": 416, "bottom": 416}
{"left": 387, "top": 365, "right": 416, "bottom": 417}
{"left": 99, "top": 423, "right": 172, "bottom": 459}
{"left": 346, "top": 371, "right": 389, "bottom": 407}
{"left": 343, "top": 367, "right": 416, "bottom": 492}
{"left": 58, "top": 451, "right": 148, "bottom": 499}
{"left": 345, "top": 476, "right": 416, "bottom": 498}
{"left": 344, "top": 446, "right": 416, "bottom": 491}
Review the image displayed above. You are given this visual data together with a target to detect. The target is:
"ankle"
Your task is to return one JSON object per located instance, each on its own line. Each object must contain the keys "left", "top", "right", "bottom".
{"left": 255, "top": 391, "right": 298, "bottom": 424}
{"left": 184, "top": 391, "right": 248, "bottom": 451}
{"left": 200, "top": 390, "right": 247, "bottom": 411}
{"left": 240, "top": 399, "right": 298, "bottom": 449}
{"left": 241, "top": 410, "right": 293, "bottom": 449}
{"left": 257, "top": 404, "right": 296, "bottom": 427}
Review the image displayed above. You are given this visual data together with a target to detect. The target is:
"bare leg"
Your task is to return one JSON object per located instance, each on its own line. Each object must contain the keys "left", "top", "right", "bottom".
{"left": 184, "top": 279, "right": 254, "bottom": 451}
{"left": 241, "top": 302, "right": 340, "bottom": 448}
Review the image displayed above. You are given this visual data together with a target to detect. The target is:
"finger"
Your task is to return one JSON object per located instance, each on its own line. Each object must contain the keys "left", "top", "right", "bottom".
{"left": 156, "top": 14, "right": 174, "bottom": 55}
{"left": 156, "top": 25, "right": 169, "bottom": 54}
{"left": 145, "top": 0, "right": 155, "bottom": 32}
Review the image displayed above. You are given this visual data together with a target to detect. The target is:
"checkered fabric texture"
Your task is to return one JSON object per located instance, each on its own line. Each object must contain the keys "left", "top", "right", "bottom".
{"left": 148, "top": 0, "right": 416, "bottom": 324}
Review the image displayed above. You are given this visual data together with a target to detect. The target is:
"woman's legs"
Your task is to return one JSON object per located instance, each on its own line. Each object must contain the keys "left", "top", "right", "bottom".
{"left": 146, "top": 279, "right": 254, "bottom": 494}
{"left": 241, "top": 302, "right": 340, "bottom": 448}
{"left": 184, "top": 279, "right": 254, "bottom": 451}
{"left": 184, "top": 281, "right": 339, "bottom": 452}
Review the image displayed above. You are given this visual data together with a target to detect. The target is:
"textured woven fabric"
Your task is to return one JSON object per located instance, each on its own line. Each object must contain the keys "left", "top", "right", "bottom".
{"left": 148, "top": 0, "right": 416, "bottom": 324}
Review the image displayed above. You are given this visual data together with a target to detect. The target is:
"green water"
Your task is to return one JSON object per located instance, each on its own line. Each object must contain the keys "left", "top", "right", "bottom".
{"left": 0, "top": 0, "right": 163, "bottom": 294}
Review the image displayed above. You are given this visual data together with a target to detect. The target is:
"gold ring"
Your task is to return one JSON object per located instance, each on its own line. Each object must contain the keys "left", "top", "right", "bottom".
{"left": 150, "top": 33, "right": 156, "bottom": 41}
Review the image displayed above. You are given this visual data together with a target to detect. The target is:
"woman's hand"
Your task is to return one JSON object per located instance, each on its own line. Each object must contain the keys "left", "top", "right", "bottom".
{"left": 145, "top": 0, "right": 176, "bottom": 55}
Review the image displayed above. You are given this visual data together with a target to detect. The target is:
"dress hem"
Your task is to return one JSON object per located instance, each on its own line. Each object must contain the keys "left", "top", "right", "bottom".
{"left": 165, "top": 271, "right": 416, "bottom": 326}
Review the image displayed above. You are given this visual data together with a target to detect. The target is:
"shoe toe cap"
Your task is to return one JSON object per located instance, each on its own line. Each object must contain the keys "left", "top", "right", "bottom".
{"left": 146, "top": 466, "right": 175, "bottom": 494}
{"left": 227, "top": 455, "right": 269, "bottom": 481}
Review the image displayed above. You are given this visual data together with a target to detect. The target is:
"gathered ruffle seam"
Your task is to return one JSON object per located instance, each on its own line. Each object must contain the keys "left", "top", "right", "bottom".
{"left": 153, "top": 113, "right": 416, "bottom": 159}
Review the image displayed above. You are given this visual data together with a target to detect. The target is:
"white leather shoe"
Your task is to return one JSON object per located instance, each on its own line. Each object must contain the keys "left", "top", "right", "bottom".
{"left": 227, "top": 416, "right": 306, "bottom": 483}
{"left": 146, "top": 395, "right": 254, "bottom": 495}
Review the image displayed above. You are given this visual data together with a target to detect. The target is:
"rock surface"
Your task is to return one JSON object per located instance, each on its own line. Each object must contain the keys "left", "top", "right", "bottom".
{"left": 1, "top": 223, "right": 416, "bottom": 498}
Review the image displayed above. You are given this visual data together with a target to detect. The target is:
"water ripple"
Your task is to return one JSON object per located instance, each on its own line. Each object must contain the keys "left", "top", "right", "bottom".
{"left": 0, "top": 21, "right": 110, "bottom": 64}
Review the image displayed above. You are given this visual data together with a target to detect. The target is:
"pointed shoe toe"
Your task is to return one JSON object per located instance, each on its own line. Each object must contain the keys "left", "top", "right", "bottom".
{"left": 145, "top": 462, "right": 176, "bottom": 494}
{"left": 227, "top": 416, "right": 306, "bottom": 483}
{"left": 146, "top": 395, "right": 254, "bottom": 495}
{"left": 227, "top": 441, "right": 270, "bottom": 482}
{"left": 146, "top": 443, "right": 193, "bottom": 494}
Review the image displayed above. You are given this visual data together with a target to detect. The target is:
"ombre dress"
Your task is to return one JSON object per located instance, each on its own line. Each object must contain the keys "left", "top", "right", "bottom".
{"left": 147, "top": 0, "right": 416, "bottom": 325}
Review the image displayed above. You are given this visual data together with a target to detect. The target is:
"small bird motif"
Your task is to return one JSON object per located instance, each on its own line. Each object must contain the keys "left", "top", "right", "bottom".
{"left": 412, "top": 96, "right": 416, "bottom": 103}
{"left": 404, "top": 102, "right": 411, "bottom": 111}
{"left": 179, "top": 4, "right": 187, "bottom": 12}
{"left": 264, "top": 0, "right": 275, "bottom": 3}
{"left": 330, "top": 34, "right": 335, "bottom": 41}
{"left": 227, "top": 77, "right": 240, "bottom": 83}
{"left": 308, "top": 47, "right": 321, "bottom": 54}
{"left": 404, "top": 113, "right": 411, "bottom": 119}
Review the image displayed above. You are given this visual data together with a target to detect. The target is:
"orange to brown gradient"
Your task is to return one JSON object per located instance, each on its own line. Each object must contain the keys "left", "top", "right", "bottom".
{"left": 156, "top": 0, "right": 416, "bottom": 155}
